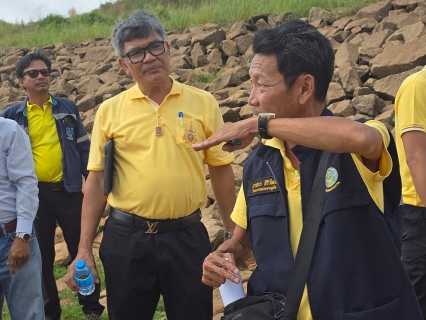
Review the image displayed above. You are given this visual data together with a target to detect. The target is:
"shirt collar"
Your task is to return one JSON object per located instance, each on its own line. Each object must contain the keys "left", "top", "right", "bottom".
{"left": 129, "top": 76, "right": 182, "bottom": 100}
{"left": 263, "top": 137, "right": 285, "bottom": 151}
{"left": 26, "top": 95, "right": 53, "bottom": 112}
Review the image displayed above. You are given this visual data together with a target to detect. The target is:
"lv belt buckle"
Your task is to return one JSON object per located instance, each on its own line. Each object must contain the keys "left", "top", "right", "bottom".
{"left": 145, "top": 221, "right": 159, "bottom": 234}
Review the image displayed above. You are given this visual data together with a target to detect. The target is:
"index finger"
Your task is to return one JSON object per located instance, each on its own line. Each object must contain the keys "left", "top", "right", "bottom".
{"left": 8, "top": 256, "right": 16, "bottom": 275}
{"left": 193, "top": 136, "right": 222, "bottom": 151}
{"left": 64, "top": 263, "right": 79, "bottom": 292}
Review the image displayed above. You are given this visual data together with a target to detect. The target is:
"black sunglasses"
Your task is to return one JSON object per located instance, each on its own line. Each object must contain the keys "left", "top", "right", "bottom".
{"left": 121, "top": 40, "right": 166, "bottom": 64}
{"left": 23, "top": 69, "right": 50, "bottom": 78}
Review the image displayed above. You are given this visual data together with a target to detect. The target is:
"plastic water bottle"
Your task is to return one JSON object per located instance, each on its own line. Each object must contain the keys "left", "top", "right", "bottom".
{"left": 74, "top": 260, "right": 95, "bottom": 296}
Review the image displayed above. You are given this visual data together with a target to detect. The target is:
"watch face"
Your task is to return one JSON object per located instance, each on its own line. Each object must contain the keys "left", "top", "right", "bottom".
{"left": 16, "top": 233, "right": 31, "bottom": 241}
{"left": 258, "top": 112, "right": 276, "bottom": 118}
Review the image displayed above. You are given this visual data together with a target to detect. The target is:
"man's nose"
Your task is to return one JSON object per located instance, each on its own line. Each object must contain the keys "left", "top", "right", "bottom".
{"left": 248, "top": 89, "right": 258, "bottom": 106}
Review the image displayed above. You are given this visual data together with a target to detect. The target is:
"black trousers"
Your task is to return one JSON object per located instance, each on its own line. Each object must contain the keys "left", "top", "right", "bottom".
{"left": 402, "top": 204, "right": 426, "bottom": 319}
{"left": 34, "top": 186, "right": 104, "bottom": 320}
{"left": 99, "top": 216, "right": 213, "bottom": 320}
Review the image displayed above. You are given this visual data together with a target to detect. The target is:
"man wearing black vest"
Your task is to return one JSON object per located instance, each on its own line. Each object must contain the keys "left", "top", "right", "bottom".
{"left": 194, "top": 20, "right": 422, "bottom": 320}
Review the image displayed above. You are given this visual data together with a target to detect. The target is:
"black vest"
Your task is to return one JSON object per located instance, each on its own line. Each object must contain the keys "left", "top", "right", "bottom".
{"left": 242, "top": 112, "right": 422, "bottom": 319}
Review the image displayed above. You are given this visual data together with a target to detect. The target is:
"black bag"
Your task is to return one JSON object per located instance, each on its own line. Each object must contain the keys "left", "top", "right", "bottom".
{"left": 221, "top": 292, "right": 286, "bottom": 320}
{"left": 221, "top": 152, "right": 330, "bottom": 320}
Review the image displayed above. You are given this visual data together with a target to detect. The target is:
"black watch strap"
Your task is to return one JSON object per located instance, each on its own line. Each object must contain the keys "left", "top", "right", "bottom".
{"left": 258, "top": 116, "right": 273, "bottom": 139}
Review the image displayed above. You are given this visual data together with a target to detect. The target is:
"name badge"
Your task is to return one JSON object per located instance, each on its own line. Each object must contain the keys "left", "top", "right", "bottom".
{"left": 247, "top": 177, "right": 279, "bottom": 196}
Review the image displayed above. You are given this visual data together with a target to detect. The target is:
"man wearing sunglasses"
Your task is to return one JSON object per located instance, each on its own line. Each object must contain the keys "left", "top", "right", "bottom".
{"left": 1, "top": 51, "right": 105, "bottom": 320}
{"left": 64, "top": 10, "right": 236, "bottom": 320}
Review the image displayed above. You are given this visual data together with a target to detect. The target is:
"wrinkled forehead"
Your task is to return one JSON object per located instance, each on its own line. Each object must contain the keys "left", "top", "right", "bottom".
{"left": 249, "top": 54, "right": 281, "bottom": 80}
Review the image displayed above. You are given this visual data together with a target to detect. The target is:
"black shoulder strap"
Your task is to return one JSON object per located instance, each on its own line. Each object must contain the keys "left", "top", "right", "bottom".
{"left": 282, "top": 151, "right": 330, "bottom": 320}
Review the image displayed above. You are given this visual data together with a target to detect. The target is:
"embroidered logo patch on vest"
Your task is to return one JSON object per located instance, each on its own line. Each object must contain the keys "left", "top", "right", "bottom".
{"left": 247, "top": 177, "right": 279, "bottom": 196}
{"left": 182, "top": 122, "right": 198, "bottom": 146}
{"left": 66, "top": 127, "right": 74, "bottom": 138}
{"left": 325, "top": 167, "right": 340, "bottom": 192}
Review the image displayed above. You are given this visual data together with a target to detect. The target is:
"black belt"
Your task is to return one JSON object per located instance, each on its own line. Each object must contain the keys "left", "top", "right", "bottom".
{"left": 0, "top": 219, "right": 17, "bottom": 236}
{"left": 109, "top": 207, "right": 201, "bottom": 234}
{"left": 38, "top": 181, "right": 64, "bottom": 190}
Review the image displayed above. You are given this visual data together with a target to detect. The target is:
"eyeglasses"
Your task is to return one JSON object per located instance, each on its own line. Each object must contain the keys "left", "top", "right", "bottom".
{"left": 22, "top": 69, "right": 50, "bottom": 78}
{"left": 121, "top": 40, "right": 166, "bottom": 64}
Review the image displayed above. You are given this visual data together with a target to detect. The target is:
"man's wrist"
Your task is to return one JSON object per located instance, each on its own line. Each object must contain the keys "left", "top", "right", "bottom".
{"left": 15, "top": 232, "right": 33, "bottom": 242}
{"left": 258, "top": 113, "right": 276, "bottom": 139}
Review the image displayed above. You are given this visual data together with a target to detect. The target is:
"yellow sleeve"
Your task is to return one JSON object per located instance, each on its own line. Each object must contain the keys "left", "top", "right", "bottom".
{"left": 230, "top": 186, "right": 248, "bottom": 229}
{"left": 87, "top": 102, "right": 109, "bottom": 171}
{"left": 395, "top": 70, "right": 426, "bottom": 134}
{"left": 351, "top": 120, "right": 392, "bottom": 212}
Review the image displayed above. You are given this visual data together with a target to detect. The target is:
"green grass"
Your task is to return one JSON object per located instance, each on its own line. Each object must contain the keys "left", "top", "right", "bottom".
{"left": 1, "top": 258, "right": 167, "bottom": 319}
{"left": 194, "top": 70, "right": 222, "bottom": 83}
{"left": 0, "top": 0, "right": 382, "bottom": 51}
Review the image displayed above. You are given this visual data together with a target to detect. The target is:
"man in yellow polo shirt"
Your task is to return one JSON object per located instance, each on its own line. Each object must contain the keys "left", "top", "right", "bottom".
{"left": 64, "top": 10, "right": 236, "bottom": 320}
{"left": 1, "top": 51, "right": 104, "bottom": 320}
{"left": 195, "top": 20, "right": 422, "bottom": 319}
{"left": 395, "top": 66, "right": 426, "bottom": 319}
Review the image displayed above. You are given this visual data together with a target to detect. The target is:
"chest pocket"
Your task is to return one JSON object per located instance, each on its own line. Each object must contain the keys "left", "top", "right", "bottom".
{"left": 175, "top": 117, "right": 205, "bottom": 151}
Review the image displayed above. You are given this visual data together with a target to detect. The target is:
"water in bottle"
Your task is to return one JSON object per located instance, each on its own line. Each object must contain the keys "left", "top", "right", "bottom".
{"left": 74, "top": 260, "right": 95, "bottom": 296}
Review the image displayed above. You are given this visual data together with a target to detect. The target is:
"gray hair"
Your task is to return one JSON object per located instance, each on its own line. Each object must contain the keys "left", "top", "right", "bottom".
{"left": 111, "top": 10, "right": 166, "bottom": 57}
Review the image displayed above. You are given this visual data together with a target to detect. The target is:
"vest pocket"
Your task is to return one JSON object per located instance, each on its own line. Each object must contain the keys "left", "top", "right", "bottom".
{"left": 323, "top": 189, "right": 373, "bottom": 218}
{"left": 343, "top": 294, "right": 406, "bottom": 319}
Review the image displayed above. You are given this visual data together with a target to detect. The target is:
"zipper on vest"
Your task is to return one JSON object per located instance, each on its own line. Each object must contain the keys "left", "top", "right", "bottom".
{"left": 266, "top": 161, "right": 295, "bottom": 260}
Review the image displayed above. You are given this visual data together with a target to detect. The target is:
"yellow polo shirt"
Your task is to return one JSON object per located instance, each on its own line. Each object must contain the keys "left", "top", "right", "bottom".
{"left": 88, "top": 80, "right": 234, "bottom": 219}
{"left": 395, "top": 66, "right": 426, "bottom": 207}
{"left": 231, "top": 120, "right": 391, "bottom": 320}
{"left": 26, "top": 97, "right": 63, "bottom": 182}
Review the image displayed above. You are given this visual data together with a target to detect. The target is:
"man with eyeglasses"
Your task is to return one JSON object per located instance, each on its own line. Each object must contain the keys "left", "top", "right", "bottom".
{"left": 1, "top": 50, "right": 105, "bottom": 320}
{"left": 64, "top": 10, "right": 236, "bottom": 320}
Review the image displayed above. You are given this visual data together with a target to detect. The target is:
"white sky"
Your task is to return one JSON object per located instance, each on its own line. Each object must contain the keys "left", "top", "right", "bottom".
{"left": 0, "top": 0, "right": 117, "bottom": 24}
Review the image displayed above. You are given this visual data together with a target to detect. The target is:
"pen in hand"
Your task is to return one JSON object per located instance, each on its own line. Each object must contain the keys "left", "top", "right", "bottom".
{"left": 227, "top": 139, "right": 242, "bottom": 146}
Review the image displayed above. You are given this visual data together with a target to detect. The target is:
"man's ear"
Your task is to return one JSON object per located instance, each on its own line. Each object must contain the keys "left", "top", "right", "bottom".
{"left": 118, "top": 58, "right": 131, "bottom": 76}
{"left": 164, "top": 41, "right": 171, "bottom": 60}
{"left": 298, "top": 74, "right": 315, "bottom": 105}
{"left": 18, "top": 78, "right": 25, "bottom": 88}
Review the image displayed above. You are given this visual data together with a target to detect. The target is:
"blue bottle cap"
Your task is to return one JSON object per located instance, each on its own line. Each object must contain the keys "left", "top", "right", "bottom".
{"left": 76, "top": 260, "right": 85, "bottom": 269}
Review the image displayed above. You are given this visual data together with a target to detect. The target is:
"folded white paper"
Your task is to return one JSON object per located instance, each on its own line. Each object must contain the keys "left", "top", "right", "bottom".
{"left": 219, "top": 273, "right": 245, "bottom": 306}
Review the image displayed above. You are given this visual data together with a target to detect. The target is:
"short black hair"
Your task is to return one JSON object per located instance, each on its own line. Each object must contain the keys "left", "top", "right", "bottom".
{"left": 252, "top": 20, "right": 334, "bottom": 102}
{"left": 16, "top": 50, "right": 52, "bottom": 78}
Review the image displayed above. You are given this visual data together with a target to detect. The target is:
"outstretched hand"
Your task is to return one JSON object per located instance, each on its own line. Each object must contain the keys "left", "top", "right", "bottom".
{"left": 193, "top": 118, "right": 259, "bottom": 152}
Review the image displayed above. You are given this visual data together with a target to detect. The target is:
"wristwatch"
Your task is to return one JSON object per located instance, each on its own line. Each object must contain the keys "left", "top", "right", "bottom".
{"left": 15, "top": 232, "right": 32, "bottom": 242}
{"left": 258, "top": 113, "right": 276, "bottom": 139}
{"left": 224, "top": 231, "right": 234, "bottom": 240}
